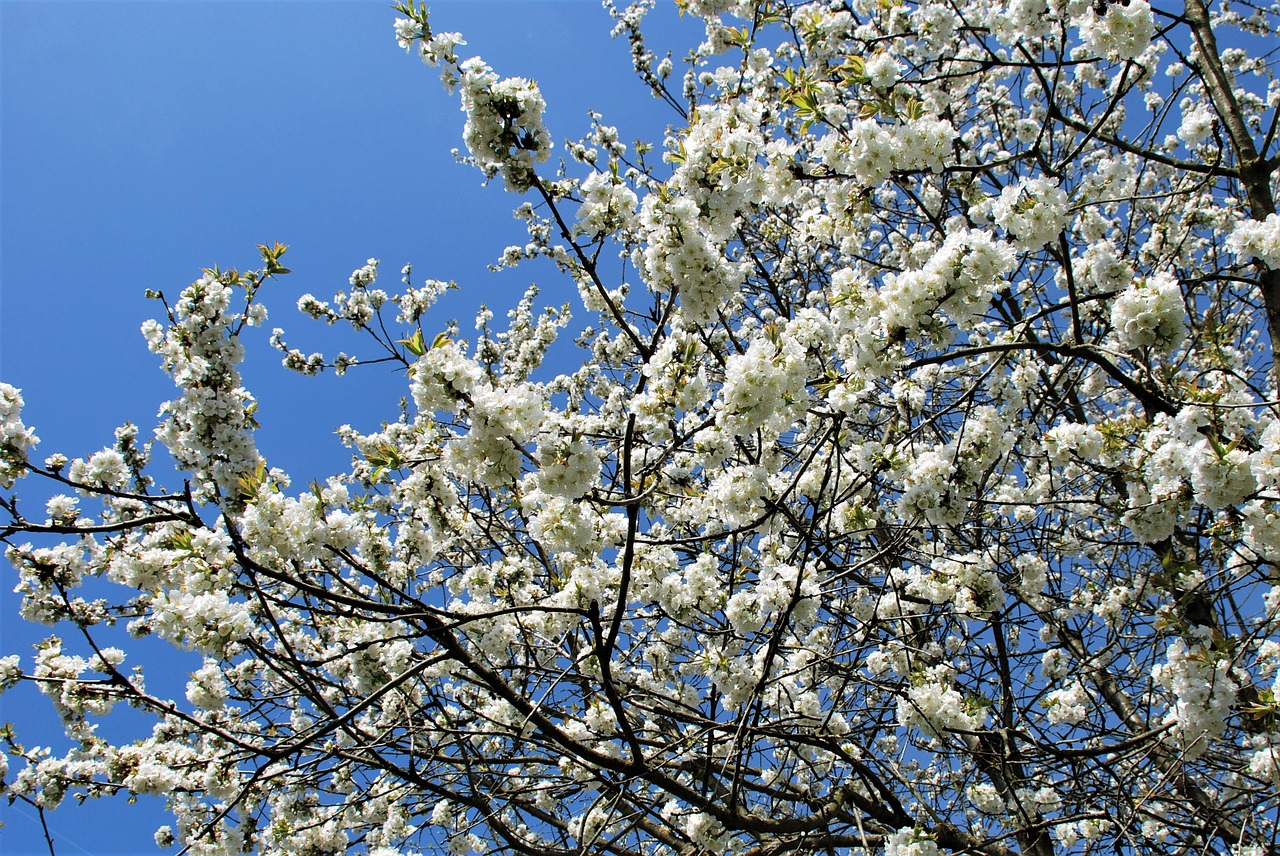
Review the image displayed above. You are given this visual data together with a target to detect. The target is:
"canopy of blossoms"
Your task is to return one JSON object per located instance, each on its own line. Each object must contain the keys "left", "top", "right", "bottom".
{"left": 4, "top": 0, "right": 1280, "bottom": 854}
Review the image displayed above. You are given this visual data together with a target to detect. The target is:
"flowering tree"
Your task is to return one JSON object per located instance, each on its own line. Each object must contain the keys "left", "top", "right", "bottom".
{"left": 4, "top": 0, "right": 1280, "bottom": 854}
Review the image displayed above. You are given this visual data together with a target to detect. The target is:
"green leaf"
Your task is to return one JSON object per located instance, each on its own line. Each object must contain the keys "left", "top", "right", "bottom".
{"left": 235, "top": 460, "right": 270, "bottom": 504}
{"left": 399, "top": 329, "right": 427, "bottom": 357}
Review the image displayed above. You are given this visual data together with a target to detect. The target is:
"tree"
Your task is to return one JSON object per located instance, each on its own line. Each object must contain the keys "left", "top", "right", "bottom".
{"left": 3, "top": 0, "right": 1280, "bottom": 853}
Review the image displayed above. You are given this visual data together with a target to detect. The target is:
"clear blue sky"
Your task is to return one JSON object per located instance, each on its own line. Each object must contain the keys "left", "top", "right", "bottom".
{"left": 0, "top": 1, "right": 685, "bottom": 852}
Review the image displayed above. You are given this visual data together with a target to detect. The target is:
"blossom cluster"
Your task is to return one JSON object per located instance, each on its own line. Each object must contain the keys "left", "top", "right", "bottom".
{"left": 1229, "top": 213, "right": 1280, "bottom": 270}
{"left": 1076, "top": 0, "right": 1154, "bottom": 60}
{"left": 1110, "top": 272, "right": 1188, "bottom": 354}
{"left": 0, "top": 383, "right": 37, "bottom": 487}
{"left": 141, "top": 272, "right": 265, "bottom": 498}
{"left": 457, "top": 58, "right": 551, "bottom": 191}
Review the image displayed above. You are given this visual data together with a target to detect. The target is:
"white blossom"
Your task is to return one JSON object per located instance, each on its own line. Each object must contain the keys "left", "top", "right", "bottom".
{"left": 1077, "top": 0, "right": 1153, "bottom": 60}
{"left": 992, "top": 177, "right": 1071, "bottom": 250}
{"left": 1228, "top": 213, "right": 1280, "bottom": 270}
{"left": 0, "top": 383, "right": 38, "bottom": 487}
{"left": 1110, "top": 272, "right": 1187, "bottom": 353}
{"left": 1153, "top": 637, "right": 1238, "bottom": 759}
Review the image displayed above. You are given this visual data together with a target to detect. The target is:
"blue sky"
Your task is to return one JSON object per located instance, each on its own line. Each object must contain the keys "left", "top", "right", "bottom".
{"left": 0, "top": 1, "right": 687, "bottom": 852}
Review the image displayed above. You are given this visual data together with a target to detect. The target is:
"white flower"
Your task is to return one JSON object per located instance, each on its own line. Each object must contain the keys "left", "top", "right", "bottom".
{"left": 185, "top": 660, "right": 230, "bottom": 710}
{"left": 864, "top": 52, "right": 902, "bottom": 89}
{"left": 421, "top": 31, "right": 466, "bottom": 67}
{"left": 885, "top": 827, "right": 939, "bottom": 856}
{"left": 68, "top": 449, "right": 129, "bottom": 489}
{"left": 575, "top": 172, "right": 638, "bottom": 237}
{"left": 1041, "top": 648, "right": 1070, "bottom": 681}
{"left": 1152, "top": 637, "right": 1238, "bottom": 759}
{"left": 393, "top": 17, "right": 422, "bottom": 51}
{"left": 818, "top": 117, "right": 955, "bottom": 187}
{"left": 0, "top": 655, "right": 23, "bottom": 690}
{"left": 707, "top": 465, "right": 770, "bottom": 529}
{"left": 992, "top": 177, "right": 1071, "bottom": 250}
{"left": 349, "top": 257, "right": 379, "bottom": 288}
{"left": 458, "top": 58, "right": 551, "bottom": 191}
{"left": 536, "top": 431, "right": 600, "bottom": 499}
{"left": 0, "top": 383, "right": 38, "bottom": 487}
{"left": 898, "top": 666, "right": 987, "bottom": 737}
{"left": 683, "top": 811, "right": 729, "bottom": 854}
{"left": 967, "top": 783, "right": 1005, "bottom": 814}
{"left": 718, "top": 331, "right": 811, "bottom": 441}
{"left": 1190, "top": 441, "right": 1254, "bottom": 509}
{"left": 146, "top": 272, "right": 263, "bottom": 498}
{"left": 897, "top": 448, "right": 967, "bottom": 526}
{"left": 1044, "top": 422, "right": 1104, "bottom": 465}
{"left": 988, "top": 0, "right": 1052, "bottom": 44}
{"left": 1110, "top": 272, "right": 1186, "bottom": 354}
{"left": 1044, "top": 679, "right": 1093, "bottom": 725}
{"left": 150, "top": 589, "right": 253, "bottom": 654}
{"left": 410, "top": 342, "right": 483, "bottom": 414}
{"left": 904, "top": 552, "right": 1005, "bottom": 618}
{"left": 638, "top": 194, "right": 743, "bottom": 324}
{"left": 444, "top": 381, "right": 545, "bottom": 484}
{"left": 1178, "top": 105, "right": 1214, "bottom": 146}
{"left": 1228, "top": 213, "right": 1280, "bottom": 270}
{"left": 1078, "top": 0, "right": 1153, "bottom": 60}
